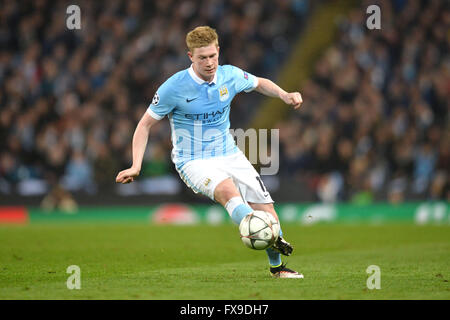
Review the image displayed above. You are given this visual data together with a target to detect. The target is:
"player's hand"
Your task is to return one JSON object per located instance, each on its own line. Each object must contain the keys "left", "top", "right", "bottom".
{"left": 282, "top": 92, "right": 303, "bottom": 109}
{"left": 115, "top": 167, "right": 140, "bottom": 184}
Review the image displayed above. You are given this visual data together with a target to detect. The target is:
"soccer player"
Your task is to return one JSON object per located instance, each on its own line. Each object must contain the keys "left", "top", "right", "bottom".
{"left": 116, "top": 26, "right": 304, "bottom": 278}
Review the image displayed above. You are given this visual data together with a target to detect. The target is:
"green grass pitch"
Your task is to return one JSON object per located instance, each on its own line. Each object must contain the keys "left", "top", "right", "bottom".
{"left": 0, "top": 223, "right": 449, "bottom": 299}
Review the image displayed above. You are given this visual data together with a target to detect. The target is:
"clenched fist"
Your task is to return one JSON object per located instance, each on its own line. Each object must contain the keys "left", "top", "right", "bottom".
{"left": 115, "top": 167, "right": 140, "bottom": 184}
{"left": 281, "top": 92, "right": 303, "bottom": 109}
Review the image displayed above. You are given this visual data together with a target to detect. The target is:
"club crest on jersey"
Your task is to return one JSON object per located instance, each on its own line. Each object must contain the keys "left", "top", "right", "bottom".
{"left": 219, "top": 85, "right": 229, "bottom": 102}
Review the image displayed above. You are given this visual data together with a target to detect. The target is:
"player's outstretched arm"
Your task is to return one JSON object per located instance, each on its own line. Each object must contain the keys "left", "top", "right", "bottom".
{"left": 255, "top": 77, "right": 303, "bottom": 109}
{"left": 115, "top": 112, "right": 159, "bottom": 184}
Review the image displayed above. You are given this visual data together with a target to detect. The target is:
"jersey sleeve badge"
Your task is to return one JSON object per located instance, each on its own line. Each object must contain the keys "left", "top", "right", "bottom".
{"left": 152, "top": 92, "right": 160, "bottom": 105}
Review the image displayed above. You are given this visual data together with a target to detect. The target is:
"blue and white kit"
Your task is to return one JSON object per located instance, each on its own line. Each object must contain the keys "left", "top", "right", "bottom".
{"left": 147, "top": 64, "right": 273, "bottom": 204}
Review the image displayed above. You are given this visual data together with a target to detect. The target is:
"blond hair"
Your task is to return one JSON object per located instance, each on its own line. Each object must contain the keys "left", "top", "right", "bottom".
{"left": 186, "top": 26, "right": 219, "bottom": 52}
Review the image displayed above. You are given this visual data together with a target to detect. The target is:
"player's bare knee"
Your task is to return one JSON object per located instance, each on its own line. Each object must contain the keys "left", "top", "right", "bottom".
{"left": 214, "top": 178, "right": 240, "bottom": 206}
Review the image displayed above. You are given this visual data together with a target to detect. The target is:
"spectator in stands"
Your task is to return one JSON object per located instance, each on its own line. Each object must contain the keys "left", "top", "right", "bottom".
{"left": 0, "top": 0, "right": 305, "bottom": 198}
{"left": 0, "top": 0, "right": 447, "bottom": 203}
{"left": 278, "top": 0, "right": 449, "bottom": 202}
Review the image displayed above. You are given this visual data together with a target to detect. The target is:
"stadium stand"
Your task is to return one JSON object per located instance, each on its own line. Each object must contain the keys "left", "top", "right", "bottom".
{"left": 0, "top": 0, "right": 311, "bottom": 204}
{"left": 276, "top": 0, "right": 449, "bottom": 203}
{"left": 0, "top": 0, "right": 448, "bottom": 206}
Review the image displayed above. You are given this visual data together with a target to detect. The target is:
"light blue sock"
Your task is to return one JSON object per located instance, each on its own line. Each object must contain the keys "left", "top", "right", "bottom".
{"left": 266, "top": 226, "right": 284, "bottom": 267}
{"left": 230, "top": 203, "right": 253, "bottom": 225}
{"left": 266, "top": 247, "right": 282, "bottom": 267}
{"left": 224, "top": 197, "right": 285, "bottom": 267}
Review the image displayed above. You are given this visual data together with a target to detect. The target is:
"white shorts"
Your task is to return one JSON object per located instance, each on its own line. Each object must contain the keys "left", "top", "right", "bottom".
{"left": 176, "top": 150, "right": 274, "bottom": 204}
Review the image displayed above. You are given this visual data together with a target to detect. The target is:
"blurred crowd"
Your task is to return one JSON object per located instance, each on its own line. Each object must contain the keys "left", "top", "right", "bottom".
{"left": 277, "top": 0, "right": 449, "bottom": 203}
{"left": 1, "top": 0, "right": 448, "bottom": 206}
{"left": 0, "top": 0, "right": 309, "bottom": 203}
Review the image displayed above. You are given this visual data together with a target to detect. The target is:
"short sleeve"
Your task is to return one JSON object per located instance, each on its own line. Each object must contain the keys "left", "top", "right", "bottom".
{"left": 146, "top": 80, "right": 176, "bottom": 120}
{"left": 230, "top": 65, "right": 259, "bottom": 93}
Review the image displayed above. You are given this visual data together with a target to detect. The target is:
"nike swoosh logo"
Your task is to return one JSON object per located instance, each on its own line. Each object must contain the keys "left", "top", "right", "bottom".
{"left": 186, "top": 97, "right": 198, "bottom": 103}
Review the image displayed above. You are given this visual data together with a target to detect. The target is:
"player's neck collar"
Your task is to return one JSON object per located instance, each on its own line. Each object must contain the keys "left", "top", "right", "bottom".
{"left": 188, "top": 64, "right": 217, "bottom": 85}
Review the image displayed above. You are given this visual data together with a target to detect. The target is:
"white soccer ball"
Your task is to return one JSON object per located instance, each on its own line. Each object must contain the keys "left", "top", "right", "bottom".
{"left": 239, "top": 210, "right": 280, "bottom": 250}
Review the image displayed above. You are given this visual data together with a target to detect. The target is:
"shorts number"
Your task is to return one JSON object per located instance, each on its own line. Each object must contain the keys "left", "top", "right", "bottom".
{"left": 256, "top": 176, "right": 267, "bottom": 193}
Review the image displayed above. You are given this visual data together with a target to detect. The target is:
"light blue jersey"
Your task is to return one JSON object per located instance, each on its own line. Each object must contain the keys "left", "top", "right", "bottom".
{"left": 147, "top": 64, "right": 258, "bottom": 170}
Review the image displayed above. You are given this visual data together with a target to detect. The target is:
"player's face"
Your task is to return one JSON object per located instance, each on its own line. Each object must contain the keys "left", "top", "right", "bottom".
{"left": 188, "top": 44, "right": 219, "bottom": 82}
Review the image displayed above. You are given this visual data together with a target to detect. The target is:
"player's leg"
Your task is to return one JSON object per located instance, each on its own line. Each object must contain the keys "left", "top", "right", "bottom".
{"left": 176, "top": 159, "right": 253, "bottom": 225}
{"left": 247, "top": 202, "right": 280, "bottom": 225}
{"left": 225, "top": 151, "right": 302, "bottom": 278}
{"left": 248, "top": 202, "right": 302, "bottom": 278}
{"left": 214, "top": 178, "right": 253, "bottom": 225}
{"left": 214, "top": 179, "right": 300, "bottom": 277}
{"left": 247, "top": 202, "right": 292, "bottom": 255}
{"left": 177, "top": 155, "right": 302, "bottom": 278}
{"left": 214, "top": 178, "right": 303, "bottom": 278}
